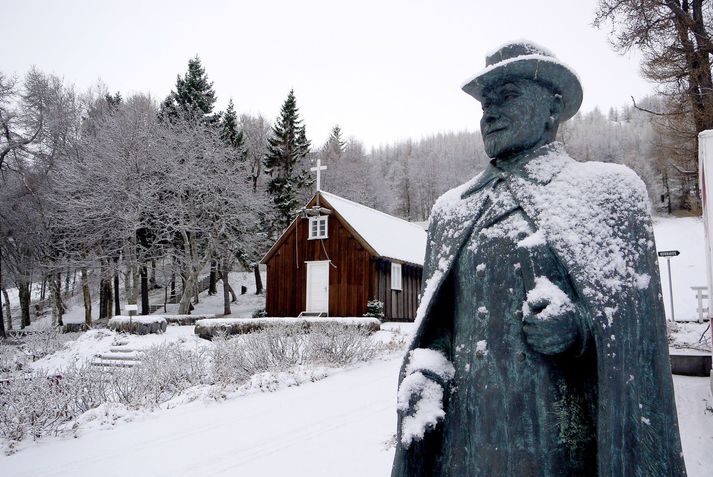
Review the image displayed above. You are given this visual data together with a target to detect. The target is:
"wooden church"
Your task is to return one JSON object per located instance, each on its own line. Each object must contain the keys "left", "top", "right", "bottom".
{"left": 261, "top": 189, "right": 427, "bottom": 320}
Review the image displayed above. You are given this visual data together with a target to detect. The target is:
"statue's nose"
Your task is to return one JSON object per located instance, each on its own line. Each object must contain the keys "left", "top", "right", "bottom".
{"left": 482, "top": 108, "right": 500, "bottom": 125}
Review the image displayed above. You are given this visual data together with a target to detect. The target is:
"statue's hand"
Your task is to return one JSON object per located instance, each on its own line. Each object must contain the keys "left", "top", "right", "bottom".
{"left": 522, "top": 311, "right": 579, "bottom": 355}
{"left": 522, "top": 278, "right": 579, "bottom": 355}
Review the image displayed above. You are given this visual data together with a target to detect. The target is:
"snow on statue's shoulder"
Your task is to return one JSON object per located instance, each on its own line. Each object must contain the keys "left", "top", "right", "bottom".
{"left": 514, "top": 150, "right": 654, "bottom": 324}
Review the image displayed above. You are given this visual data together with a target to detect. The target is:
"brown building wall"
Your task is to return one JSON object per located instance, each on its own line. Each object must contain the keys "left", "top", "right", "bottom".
{"left": 265, "top": 215, "right": 375, "bottom": 317}
{"left": 373, "top": 259, "right": 423, "bottom": 321}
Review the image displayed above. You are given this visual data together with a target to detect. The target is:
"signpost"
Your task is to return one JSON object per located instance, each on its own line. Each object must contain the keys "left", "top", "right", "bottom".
{"left": 658, "top": 250, "right": 680, "bottom": 322}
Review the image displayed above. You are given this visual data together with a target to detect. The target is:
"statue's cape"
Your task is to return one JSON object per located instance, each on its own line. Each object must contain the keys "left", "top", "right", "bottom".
{"left": 392, "top": 143, "right": 686, "bottom": 476}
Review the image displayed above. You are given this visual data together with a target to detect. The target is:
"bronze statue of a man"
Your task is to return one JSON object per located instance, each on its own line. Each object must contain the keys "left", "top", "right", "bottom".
{"left": 391, "top": 42, "right": 687, "bottom": 476}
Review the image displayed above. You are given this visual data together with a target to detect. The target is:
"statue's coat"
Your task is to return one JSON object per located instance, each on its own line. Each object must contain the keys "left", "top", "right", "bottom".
{"left": 391, "top": 143, "right": 687, "bottom": 476}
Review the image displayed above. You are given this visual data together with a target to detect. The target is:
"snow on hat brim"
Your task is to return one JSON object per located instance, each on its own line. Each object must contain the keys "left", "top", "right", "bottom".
{"left": 462, "top": 53, "right": 583, "bottom": 122}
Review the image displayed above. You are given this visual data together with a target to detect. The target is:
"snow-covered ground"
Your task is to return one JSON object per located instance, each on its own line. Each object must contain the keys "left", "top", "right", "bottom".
{"left": 2, "top": 347, "right": 711, "bottom": 477}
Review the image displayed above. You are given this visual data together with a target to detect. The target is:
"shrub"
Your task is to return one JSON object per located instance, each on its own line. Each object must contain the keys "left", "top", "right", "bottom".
{"left": 364, "top": 299, "right": 385, "bottom": 321}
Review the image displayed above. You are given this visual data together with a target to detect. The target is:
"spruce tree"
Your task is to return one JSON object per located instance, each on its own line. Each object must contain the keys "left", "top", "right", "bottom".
{"left": 220, "top": 98, "right": 244, "bottom": 151}
{"left": 325, "top": 125, "right": 346, "bottom": 157}
{"left": 160, "top": 55, "right": 218, "bottom": 121}
{"left": 263, "top": 89, "right": 311, "bottom": 234}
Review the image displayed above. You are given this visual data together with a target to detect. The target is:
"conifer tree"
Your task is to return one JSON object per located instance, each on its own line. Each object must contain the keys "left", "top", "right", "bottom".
{"left": 220, "top": 99, "right": 244, "bottom": 151}
{"left": 160, "top": 55, "right": 218, "bottom": 122}
{"left": 324, "top": 125, "right": 346, "bottom": 157}
{"left": 263, "top": 89, "right": 311, "bottom": 234}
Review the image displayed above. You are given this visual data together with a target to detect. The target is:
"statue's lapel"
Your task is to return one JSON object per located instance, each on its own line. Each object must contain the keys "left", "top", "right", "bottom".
{"left": 476, "top": 186, "right": 519, "bottom": 229}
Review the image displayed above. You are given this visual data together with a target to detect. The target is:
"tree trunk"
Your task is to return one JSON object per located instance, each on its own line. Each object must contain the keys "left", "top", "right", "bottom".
{"left": 50, "top": 272, "right": 64, "bottom": 327}
{"left": 229, "top": 284, "right": 237, "bottom": 303}
{"left": 2, "top": 287, "right": 11, "bottom": 331}
{"left": 99, "top": 276, "right": 107, "bottom": 319}
{"left": 40, "top": 277, "right": 46, "bottom": 301}
{"left": 149, "top": 259, "right": 157, "bottom": 289}
{"left": 64, "top": 268, "right": 71, "bottom": 295}
{"left": 81, "top": 267, "right": 92, "bottom": 327}
{"left": 178, "top": 271, "right": 197, "bottom": 314}
{"left": 221, "top": 259, "right": 231, "bottom": 315}
{"left": 132, "top": 265, "right": 140, "bottom": 308}
{"left": 0, "top": 256, "right": 5, "bottom": 338}
{"left": 106, "top": 266, "right": 113, "bottom": 319}
{"left": 254, "top": 264, "right": 263, "bottom": 294}
{"left": 113, "top": 262, "right": 121, "bottom": 315}
{"left": 140, "top": 264, "right": 149, "bottom": 315}
{"left": 18, "top": 280, "right": 31, "bottom": 328}
{"left": 208, "top": 260, "right": 218, "bottom": 295}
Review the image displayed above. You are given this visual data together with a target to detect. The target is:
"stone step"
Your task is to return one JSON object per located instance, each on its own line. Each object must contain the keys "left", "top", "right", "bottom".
{"left": 90, "top": 360, "right": 141, "bottom": 368}
{"left": 109, "top": 347, "right": 142, "bottom": 353}
{"left": 94, "top": 353, "right": 141, "bottom": 361}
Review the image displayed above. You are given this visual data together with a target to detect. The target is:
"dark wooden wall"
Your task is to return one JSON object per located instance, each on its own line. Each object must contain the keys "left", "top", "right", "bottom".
{"left": 373, "top": 259, "right": 423, "bottom": 321}
{"left": 264, "top": 215, "right": 374, "bottom": 317}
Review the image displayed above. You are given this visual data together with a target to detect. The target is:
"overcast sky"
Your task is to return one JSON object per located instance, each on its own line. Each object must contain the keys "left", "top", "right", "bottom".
{"left": 4, "top": 0, "right": 652, "bottom": 149}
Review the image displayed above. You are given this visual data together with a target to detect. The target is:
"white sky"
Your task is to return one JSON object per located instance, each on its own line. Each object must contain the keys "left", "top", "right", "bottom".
{"left": 4, "top": 0, "right": 653, "bottom": 149}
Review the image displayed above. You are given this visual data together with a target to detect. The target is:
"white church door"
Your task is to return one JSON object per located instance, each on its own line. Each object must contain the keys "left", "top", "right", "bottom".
{"left": 306, "top": 261, "right": 330, "bottom": 313}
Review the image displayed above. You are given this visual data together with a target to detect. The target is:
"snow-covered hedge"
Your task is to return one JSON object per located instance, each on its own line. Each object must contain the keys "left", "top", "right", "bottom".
{"left": 194, "top": 317, "right": 381, "bottom": 340}
{"left": 161, "top": 314, "right": 216, "bottom": 326}
{"left": 107, "top": 316, "right": 167, "bottom": 335}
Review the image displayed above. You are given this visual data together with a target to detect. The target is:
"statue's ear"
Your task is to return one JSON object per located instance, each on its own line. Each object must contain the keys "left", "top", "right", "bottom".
{"left": 547, "top": 93, "right": 564, "bottom": 130}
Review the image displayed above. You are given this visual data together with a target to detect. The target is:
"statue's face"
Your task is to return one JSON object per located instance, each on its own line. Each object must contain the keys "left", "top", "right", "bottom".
{"left": 479, "top": 79, "right": 558, "bottom": 159}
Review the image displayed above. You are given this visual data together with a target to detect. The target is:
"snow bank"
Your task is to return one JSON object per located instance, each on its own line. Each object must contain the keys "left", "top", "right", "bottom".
{"left": 108, "top": 316, "right": 167, "bottom": 335}
{"left": 194, "top": 317, "right": 381, "bottom": 339}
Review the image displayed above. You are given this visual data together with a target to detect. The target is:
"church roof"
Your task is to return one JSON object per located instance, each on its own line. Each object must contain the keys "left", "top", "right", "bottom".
{"left": 319, "top": 191, "right": 427, "bottom": 266}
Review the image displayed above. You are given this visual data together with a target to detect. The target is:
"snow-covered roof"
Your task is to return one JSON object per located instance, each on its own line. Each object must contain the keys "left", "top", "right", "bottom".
{"left": 319, "top": 191, "right": 426, "bottom": 266}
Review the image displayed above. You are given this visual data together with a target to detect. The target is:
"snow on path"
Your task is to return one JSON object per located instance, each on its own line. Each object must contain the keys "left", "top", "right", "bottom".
{"left": 2, "top": 358, "right": 402, "bottom": 477}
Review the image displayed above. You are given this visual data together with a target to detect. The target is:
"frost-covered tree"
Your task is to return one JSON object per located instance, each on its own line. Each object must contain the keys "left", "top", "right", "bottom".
{"left": 153, "top": 115, "right": 268, "bottom": 314}
{"left": 263, "top": 90, "right": 312, "bottom": 234}
{"left": 0, "top": 69, "right": 83, "bottom": 329}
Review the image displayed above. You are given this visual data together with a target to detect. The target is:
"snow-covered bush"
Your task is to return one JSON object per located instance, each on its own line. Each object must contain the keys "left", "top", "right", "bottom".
{"left": 306, "top": 323, "right": 377, "bottom": 366}
{"left": 137, "top": 343, "right": 209, "bottom": 404}
{"left": 0, "top": 327, "right": 66, "bottom": 376}
{"left": 210, "top": 325, "right": 382, "bottom": 382}
{"left": 0, "top": 374, "right": 70, "bottom": 443}
{"left": 20, "top": 326, "right": 65, "bottom": 362}
{"left": 195, "top": 317, "right": 380, "bottom": 339}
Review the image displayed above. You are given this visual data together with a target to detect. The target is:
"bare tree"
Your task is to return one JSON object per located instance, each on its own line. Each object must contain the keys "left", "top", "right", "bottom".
{"left": 595, "top": 0, "right": 713, "bottom": 201}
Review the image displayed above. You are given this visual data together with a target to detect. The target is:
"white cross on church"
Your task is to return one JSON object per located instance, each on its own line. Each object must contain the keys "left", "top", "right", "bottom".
{"left": 311, "top": 157, "right": 327, "bottom": 192}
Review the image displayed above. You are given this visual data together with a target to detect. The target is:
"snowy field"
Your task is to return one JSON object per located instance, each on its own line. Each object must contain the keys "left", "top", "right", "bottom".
{"left": 0, "top": 217, "right": 712, "bottom": 476}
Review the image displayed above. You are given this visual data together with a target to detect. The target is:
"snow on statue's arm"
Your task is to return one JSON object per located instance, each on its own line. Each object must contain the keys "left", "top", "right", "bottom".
{"left": 397, "top": 348, "right": 455, "bottom": 447}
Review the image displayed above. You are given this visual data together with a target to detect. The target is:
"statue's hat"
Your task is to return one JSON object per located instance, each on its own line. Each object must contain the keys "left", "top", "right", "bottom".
{"left": 462, "top": 41, "right": 583, "bottom": 121}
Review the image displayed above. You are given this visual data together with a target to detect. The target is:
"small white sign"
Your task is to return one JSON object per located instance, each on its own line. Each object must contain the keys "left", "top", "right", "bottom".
{"left": 125, "top": 304, "right": 138, "bottom": 311}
